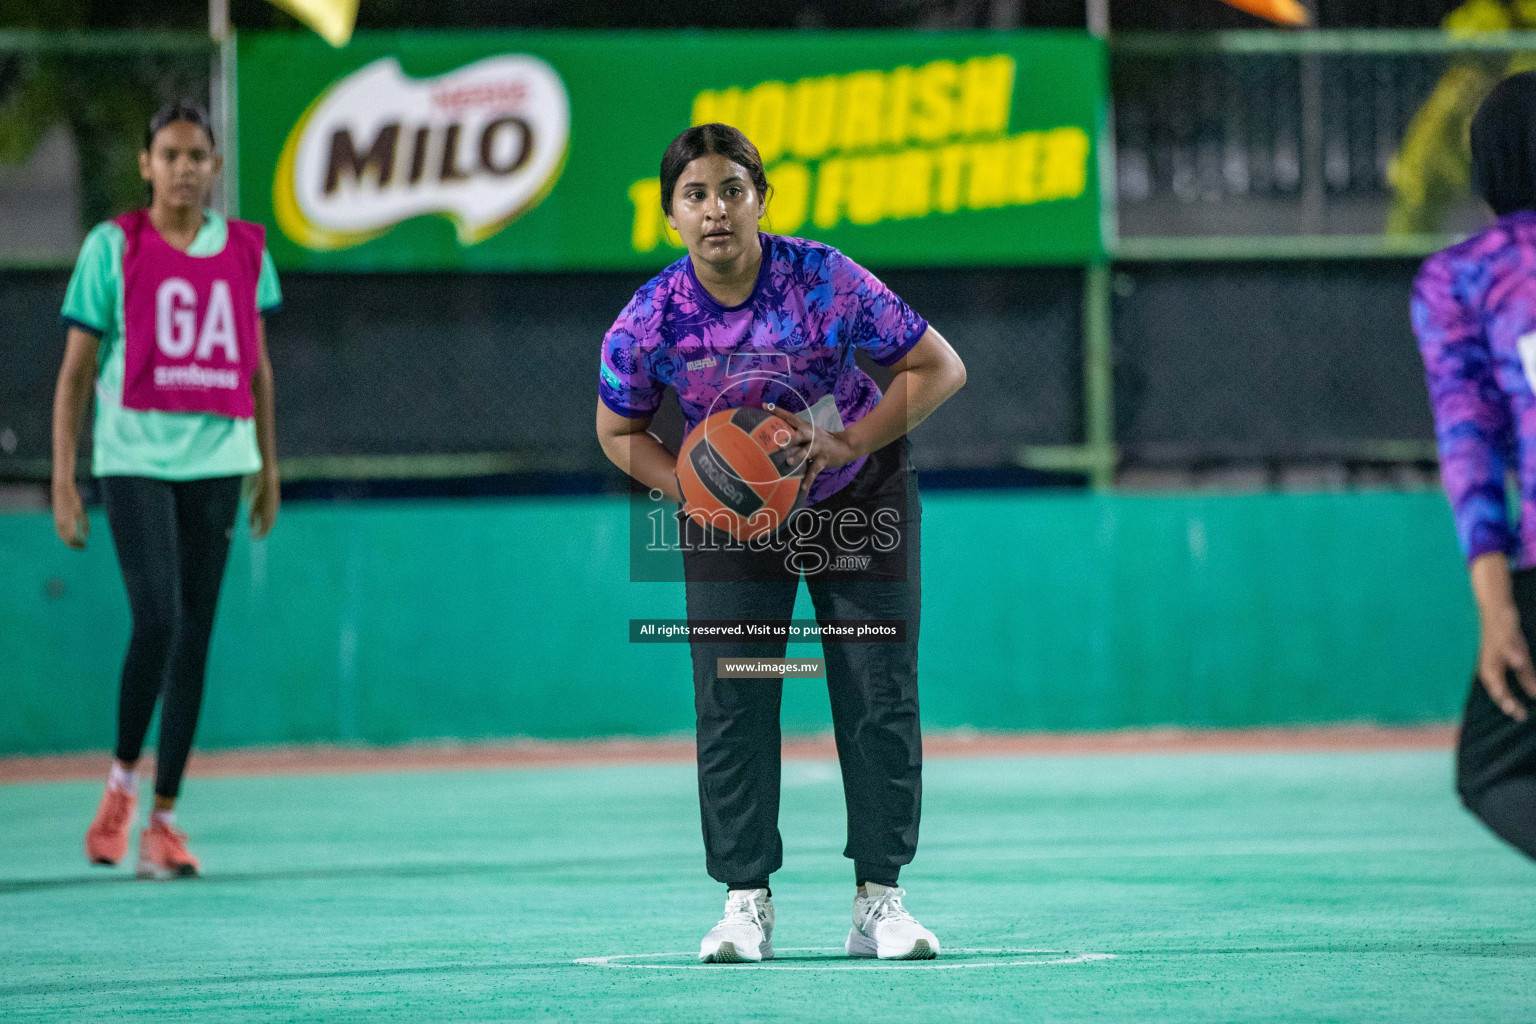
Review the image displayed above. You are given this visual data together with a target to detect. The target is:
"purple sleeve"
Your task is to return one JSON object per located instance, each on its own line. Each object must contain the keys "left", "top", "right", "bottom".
{"left": 599, "top": 294, "right": 664, "bottom": 420}
{"left": 830, "top": 252, "right": 929, "bottom": 366}
{"left": 1411, "top": 254, "right": 1514, "bottom": 563}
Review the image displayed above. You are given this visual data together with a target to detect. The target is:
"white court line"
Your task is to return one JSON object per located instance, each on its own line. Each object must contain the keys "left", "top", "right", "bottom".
{"left": 574, "top": 947, "right": 1117, "bottom": 971}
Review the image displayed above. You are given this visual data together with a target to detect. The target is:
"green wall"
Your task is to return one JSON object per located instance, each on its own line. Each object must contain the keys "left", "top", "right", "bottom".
{"left": 0, "top": 491, "right": 1476, "bottom": 756}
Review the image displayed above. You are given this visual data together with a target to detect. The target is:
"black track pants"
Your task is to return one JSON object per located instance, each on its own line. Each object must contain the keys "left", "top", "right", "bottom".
{"left": 1457, "top": 568, "right": 1536, "bottom": 860}
{"left": 100, "top": 474, "right": 241, "bottom": 799}
{"left": 682, "top": 438, "right": 922, "bottom": 890}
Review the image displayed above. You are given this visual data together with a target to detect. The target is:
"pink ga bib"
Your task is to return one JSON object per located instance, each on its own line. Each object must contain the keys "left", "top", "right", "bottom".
{"left": 117, "top": 209, "right": 264, "bottom": 418}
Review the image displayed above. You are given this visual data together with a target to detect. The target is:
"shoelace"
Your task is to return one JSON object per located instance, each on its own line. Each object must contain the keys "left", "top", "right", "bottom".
{"left": 716, "top": 892, "right": 765, "bottom": 930}
{"left": 863, "top": 887, "right": 917, "bottom": 927}
{"left": 152, "top": 823, "right": 192, "bottom": 859}
{"left": 101, "top": 790, "right": 132, "bottom": 830}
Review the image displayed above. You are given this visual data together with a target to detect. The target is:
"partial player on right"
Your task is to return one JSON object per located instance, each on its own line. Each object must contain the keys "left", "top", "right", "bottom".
{"left": 1411, "top": 71, "right": 1536, "bottom": 860}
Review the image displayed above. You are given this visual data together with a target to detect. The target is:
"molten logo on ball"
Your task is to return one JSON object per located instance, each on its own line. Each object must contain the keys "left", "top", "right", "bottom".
{"left": 677, "top": 407, "right": 806, "bottom": 541}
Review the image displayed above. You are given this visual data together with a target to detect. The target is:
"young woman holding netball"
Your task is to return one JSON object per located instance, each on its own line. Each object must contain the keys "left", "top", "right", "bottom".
{"left": 54, "top": 100, "right": 282, "bottom": 879}
{"left": 596, "top": 124, "right": 966, "bottom": 961}
{"left": 1413, "top": 71, "right": 1536, "bottom": 861}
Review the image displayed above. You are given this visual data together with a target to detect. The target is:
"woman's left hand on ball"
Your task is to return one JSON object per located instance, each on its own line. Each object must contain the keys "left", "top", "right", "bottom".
{"left": 764, "top": 403, "right": 860, "bottom": 497}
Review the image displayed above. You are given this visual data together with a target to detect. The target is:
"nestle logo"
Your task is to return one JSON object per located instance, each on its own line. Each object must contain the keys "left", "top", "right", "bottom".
{"left": 429, "top": 79, "right": 529, "bottom": 114}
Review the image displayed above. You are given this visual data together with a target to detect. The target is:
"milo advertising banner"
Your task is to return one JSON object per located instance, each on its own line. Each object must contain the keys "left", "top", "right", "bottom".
{"left": 237, "top": 31, "right": 1106, "bottom": 270}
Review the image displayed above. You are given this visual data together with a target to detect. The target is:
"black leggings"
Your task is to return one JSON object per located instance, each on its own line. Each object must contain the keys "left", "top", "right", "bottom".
{"left": 100, "top": 475, "right": 242, "bottom": 800}
{"left": 1457, "top": 568, "right": 1536, "bottom": 860}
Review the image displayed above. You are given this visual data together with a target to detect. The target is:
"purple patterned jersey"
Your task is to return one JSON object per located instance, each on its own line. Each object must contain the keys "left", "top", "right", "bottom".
{"left": 600, "top": 233, "right": 928, "bottom": 505}
{"left": 1412, "top": 210, "right": 1536, "bottom": 566}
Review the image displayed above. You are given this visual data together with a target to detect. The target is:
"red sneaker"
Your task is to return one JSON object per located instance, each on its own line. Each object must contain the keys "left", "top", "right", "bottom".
{"left": 136, "top": 820, "right": 201, "bottom": 880}
{"left": 84, "top": 786, "right": 136, "bottom": 866}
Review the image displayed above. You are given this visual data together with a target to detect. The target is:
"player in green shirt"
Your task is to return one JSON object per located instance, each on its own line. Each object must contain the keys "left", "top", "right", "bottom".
{"left": 54, "top": 100, "right": 282, "bottom": 880}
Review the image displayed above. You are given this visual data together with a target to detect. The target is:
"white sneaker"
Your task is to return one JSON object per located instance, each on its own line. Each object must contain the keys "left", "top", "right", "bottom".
{"left": 699, "top": 888, "right": 774, "bottom": 963}
{"left": 846, "top": 884, "right": 940, "bottom": 959}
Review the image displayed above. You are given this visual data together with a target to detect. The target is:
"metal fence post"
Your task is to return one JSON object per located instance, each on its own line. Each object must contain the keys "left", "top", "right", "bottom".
{"left": 220, "top": 32, "right": 239, "bottom": 218}
{"left": 1088, "top": 7, "right": 1116, "bottom": 490}
{"left": 1083, "top": 261, "right": 1115, "bottom": 490}
{"left": 209, "top": 0, "right": 231, "bottom": 217}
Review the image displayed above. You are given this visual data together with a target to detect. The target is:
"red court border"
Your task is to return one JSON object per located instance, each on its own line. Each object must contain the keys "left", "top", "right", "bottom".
{"left": 0, "top": 726, "right": 1455, "bottom": 785}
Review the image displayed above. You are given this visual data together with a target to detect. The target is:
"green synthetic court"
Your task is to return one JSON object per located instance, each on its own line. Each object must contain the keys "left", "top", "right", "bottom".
{"left": 2, "top": 748, "right": 1533, "bottom": 1022}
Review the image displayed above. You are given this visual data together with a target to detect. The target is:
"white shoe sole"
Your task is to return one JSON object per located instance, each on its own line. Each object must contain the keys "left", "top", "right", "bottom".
{"left": 699, "top": 940, "right": 774, "bottom": 964}
{"left": 846, "top": 928, "right": 939, "bottom": 960}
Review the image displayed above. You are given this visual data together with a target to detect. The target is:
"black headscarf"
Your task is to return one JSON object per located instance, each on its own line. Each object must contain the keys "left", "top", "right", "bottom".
{"left": 1471, "top": 71, "right": 1536, "bottom": 217}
